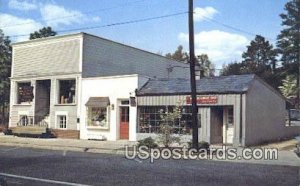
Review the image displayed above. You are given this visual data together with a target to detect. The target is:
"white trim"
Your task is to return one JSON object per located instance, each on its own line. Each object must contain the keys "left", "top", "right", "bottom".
{"left": 82, "top": 74, "right": 139, "bottom": 80}
{"left": 11, "top": 73, "right": 81, "bottom": 81}
{"left": 55, "top": 111, "right": 68, "bottom": 129}
{"left": 56, "top": 78, "right": 77, "bottom": 105}
{"left": 12, "top": 34, "right": 83, "bottom": 47}
{"left": 85, "top": 106, "right": 110, "bottom": 130}
{"left": 79, "top": 36, "right": 83, "bottom": 72}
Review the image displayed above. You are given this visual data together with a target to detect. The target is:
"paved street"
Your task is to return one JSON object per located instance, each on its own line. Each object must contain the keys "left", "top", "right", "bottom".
{"left": 0, "top": 146, "right": 299, "bottom": 186}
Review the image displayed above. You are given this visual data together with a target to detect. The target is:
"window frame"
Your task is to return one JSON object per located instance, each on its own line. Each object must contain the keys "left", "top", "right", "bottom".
{"left": 86, "top": 106, "right": 110, "bottom": 130}
{"left": 56, "top": 79, "right": 77, "bottom": 105}
{"left": 15, "top": 81, "right": 33, "bottom": 105}
{"left": 57, "top": 115, "right": 67, "bottom": 129}
{"left": 138, "top": 106, "right": 194, "bottom": 134}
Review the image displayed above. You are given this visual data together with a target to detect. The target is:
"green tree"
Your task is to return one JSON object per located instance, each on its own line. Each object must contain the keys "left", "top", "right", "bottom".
{"left": 221, "top": 35, "right": 280, "bottom": 90}
{"left": 165, "top": 45, "right": 189, "bottom": 62}
{"left": 196, "top": 54, "right": 215, "bottom": 77}
{"left": 242, "top": 35, "right": 277, "bottom": 73}
{"left": 279, "top": 75, "right": 298, "bottom": 98}
{"left": 277, "top": 0, "right": 300, "bottom": 107}
{"left": 29, "top": 26, "right": 57, "bottom": 40}
{"left": 221, "top": 61, "right": 244, "bottom": 76}
{"left": 0, "top": 29, "right": 12, "bottom": 125}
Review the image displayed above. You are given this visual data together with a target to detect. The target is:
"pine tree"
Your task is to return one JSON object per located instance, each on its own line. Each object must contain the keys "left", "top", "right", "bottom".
{"left": 277, "top": 0, "right": 300, "bottom": 107}
{"left": 242, "top": 35, "right": 277, "bottom": 73}
{"left": 0, "top": 29, "right": 11, "bottom": 125}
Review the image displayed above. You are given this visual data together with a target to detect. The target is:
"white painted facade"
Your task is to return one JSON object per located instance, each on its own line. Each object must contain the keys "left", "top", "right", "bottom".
{"left": 79, "top": 74, "right": 148, "bottom": 141}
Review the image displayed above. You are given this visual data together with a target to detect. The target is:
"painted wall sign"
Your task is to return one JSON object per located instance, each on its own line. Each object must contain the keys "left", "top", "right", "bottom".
{"left": 186, "top": 96, "right": 218, "bottom": 104}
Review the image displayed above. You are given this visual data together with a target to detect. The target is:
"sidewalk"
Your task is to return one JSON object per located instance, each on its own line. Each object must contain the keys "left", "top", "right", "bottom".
{"left": 0, "top": 134, "right": 136, "bottom": 154}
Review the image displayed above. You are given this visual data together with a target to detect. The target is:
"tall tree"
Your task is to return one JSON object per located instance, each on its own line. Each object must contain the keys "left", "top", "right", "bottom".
{"left": 0, "top": 29, "right": 12, "bottom": 125}
{"left": 165, "top": 45, "right": 189, "bottom": 62}
{"left": 277, "top": 0, "right": 300, "bottom": 107}
{"left": 242, "top": 35, "right": 277, "bottom": 73}
{"left": 221, "top": 35, "right": 280, "bottom": 90}
{"left": 29, "top": 27, "right": 57, "bottom": 40}
{"left": 196, "top": 54, "right": 215, "bottom": 77}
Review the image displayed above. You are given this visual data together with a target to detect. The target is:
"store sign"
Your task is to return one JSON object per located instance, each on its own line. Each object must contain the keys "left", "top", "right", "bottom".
{"left": 18, "top": 86, "right": 34, "bottom": 102}
{"left": 186, "top": 96, "right": 218, "bottom": 104}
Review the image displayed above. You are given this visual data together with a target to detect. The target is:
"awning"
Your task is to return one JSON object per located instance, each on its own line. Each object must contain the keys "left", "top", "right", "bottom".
{"left": 85, "top": 97, "right": 110, "bottom": 107}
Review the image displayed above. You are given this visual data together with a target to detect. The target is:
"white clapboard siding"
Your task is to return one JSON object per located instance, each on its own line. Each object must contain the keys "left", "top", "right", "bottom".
{"left": 13, "top": 37, "right": 80, "bottom": 78}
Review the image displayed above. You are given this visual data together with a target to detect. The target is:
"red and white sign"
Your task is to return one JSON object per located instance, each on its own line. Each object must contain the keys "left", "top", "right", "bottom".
{"left": 186, "top": 96, "right": 218, "bottom": 104}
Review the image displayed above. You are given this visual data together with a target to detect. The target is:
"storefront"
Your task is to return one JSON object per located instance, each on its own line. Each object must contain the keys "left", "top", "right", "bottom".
{"left": 136, "top": 74, "right": 293, "bottom": 147}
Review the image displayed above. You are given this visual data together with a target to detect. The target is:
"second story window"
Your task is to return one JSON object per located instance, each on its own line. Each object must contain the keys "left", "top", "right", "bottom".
{"left": 58, "top": 79, "right": 76, "bottom": 104}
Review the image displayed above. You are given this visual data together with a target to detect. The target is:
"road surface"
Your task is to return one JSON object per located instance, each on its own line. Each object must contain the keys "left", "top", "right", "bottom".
{"left": 0, "top": 146, "right": 299, "bottom": 186}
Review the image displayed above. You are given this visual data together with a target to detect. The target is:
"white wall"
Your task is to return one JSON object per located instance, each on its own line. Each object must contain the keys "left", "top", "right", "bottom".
{"left": 80, "top": 74, "right": 148, "bottom": 141}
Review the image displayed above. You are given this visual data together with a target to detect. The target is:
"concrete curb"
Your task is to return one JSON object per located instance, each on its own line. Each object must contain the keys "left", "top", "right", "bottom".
{"left": 0, "top": 142, "right": 127, "bottom": 155}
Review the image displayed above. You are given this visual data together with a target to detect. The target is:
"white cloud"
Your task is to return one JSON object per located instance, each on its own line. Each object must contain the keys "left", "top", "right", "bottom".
{"left": 178, "top": 30, "right": 249, "bottom": 68}
{"left": 0, "top": 13, "right": 43, "bottom": 42}
{"left": 40, "top": 4, "right": 101, "bottom": 27}
{"left": 40, "top": 4, "right": 86, "bottom": 27}
{"left": 194, "top": 6, "right": 218, "bottom": 22}
{"left": 8, "top": 0, "right": 37, "bottom": 11}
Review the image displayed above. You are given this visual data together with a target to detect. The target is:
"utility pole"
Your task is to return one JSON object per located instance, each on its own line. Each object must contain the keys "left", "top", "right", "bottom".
{"left": 188, "top": 0, "right": 199, "bottom": 149}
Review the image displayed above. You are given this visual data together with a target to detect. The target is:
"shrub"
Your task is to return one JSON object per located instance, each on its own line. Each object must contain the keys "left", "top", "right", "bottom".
{"left": 137, "top": 137, "right": 158, "bottom": 148}
{"left": 158, "top": 104, "right": 182, "bottom": 147}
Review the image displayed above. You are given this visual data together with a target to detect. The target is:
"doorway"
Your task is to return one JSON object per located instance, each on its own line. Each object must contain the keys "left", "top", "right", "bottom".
{"left": 210, "top": 107, "right": 223, "bottom": 144}
{"left": 34, "top": 80, "right": 51, "bottom": 123}
{"left": 119, "top": 106, "right": 129, "bottom": 139}
{"left": 223, "top": 107, "right": 234, "bottom": 144}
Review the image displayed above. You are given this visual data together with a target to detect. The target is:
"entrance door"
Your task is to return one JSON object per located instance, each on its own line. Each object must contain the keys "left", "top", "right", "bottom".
{"left": 223, "top": 107, "right": 234, "bottom": 144}
{"left": 120, "top": 107, "right": 129, "bottom": 139}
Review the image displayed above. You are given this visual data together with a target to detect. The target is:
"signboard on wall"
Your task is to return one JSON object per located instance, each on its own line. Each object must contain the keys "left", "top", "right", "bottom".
{"left": 18, "top": 86, "right": 34, "bottom": 102}
{"left": 186, "top": 96, "right": 218, "bottom": 104}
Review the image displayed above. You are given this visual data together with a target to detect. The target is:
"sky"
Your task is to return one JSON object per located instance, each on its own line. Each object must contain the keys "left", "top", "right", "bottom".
{"left": 0, "top": 0, "right": 289, "bottom": 70}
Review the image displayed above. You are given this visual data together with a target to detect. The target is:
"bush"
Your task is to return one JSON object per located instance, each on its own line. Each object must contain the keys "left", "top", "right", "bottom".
{"left": 3, "top": 128, "right": 12, "bottom": 135}
{"left": 188, "top": 141, "right": 210, "bottom": 150}
{"left": 137, "top": 137, "right": 158, "bottom": 148}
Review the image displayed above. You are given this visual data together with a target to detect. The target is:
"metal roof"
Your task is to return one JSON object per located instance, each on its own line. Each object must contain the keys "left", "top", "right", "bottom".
{"left": 137, "top": 74, "right": 256, "bottom": 96}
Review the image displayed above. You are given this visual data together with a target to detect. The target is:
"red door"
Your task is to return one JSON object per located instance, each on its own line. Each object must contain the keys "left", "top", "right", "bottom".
{"left": 120, "top": 107, "right": 129, "bottom": 139}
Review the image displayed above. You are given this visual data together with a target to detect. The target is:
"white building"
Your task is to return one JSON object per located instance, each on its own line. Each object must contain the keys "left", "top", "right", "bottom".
{"left": 9, "top": 32, "right": 189, "bottom": 140}
{"left": 9, "top": 32, "right": 300, "bottom": 146}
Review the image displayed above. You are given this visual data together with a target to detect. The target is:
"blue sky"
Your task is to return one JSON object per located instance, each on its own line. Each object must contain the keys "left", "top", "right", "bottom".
{"left": 0, "top": 0, "right": 288, "bottom": 69}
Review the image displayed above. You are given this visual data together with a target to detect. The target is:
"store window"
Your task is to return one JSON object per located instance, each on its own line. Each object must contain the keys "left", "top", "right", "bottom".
{"left": 58, "top": 79, "right": 76, "bottom": 104}
{"left": 138, "top": 106, "right": 193, "bottom": 134}
{"left": 87, "top": 107, "right": 109, "bottom": 128}
{"left": 17, "top": 82, "right": 33, "bottom": 104}
{"left": 58, "top": 115, "right": 67, "bottom": 129}
{"left": 85, "top": 97, "right": 110, "bottom": 128}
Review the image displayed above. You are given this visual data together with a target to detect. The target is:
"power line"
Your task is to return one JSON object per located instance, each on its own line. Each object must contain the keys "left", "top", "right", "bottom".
{"left": 1, "top": 0, "right": 147, "bottom": 28}
{"left": 202, "top": 15, "right": 277, "bottom": 42}
{"left": 8, "top": 11, "right": 188, "bottom": 38}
